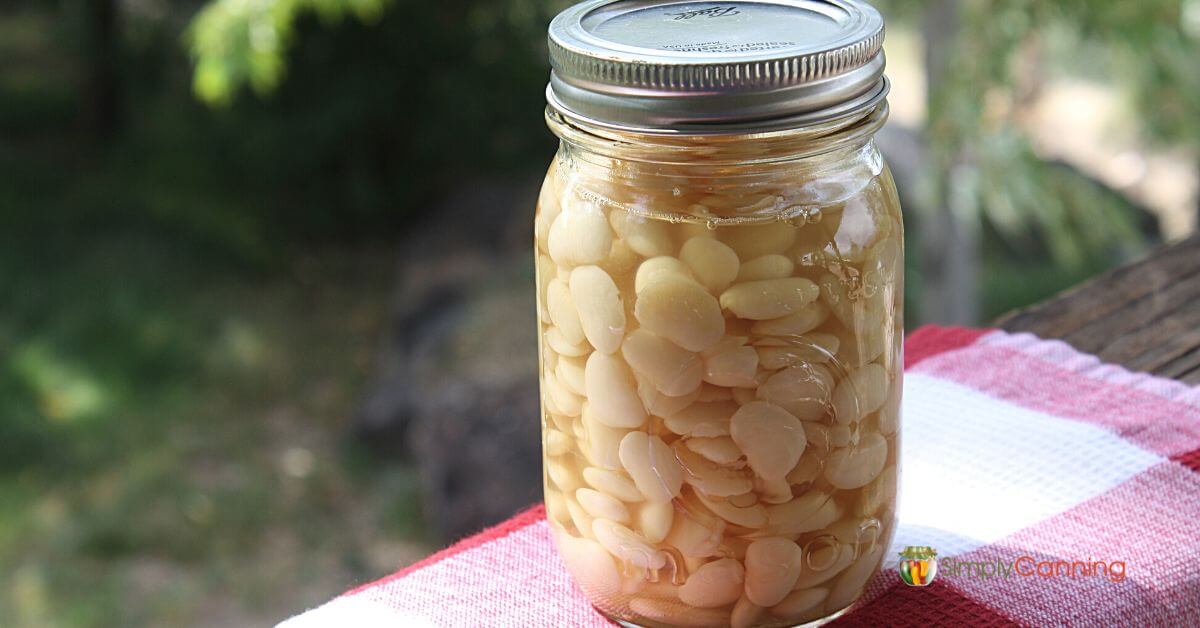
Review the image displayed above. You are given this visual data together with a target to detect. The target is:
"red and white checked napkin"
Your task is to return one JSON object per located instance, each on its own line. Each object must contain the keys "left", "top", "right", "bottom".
{"left": 281, "top": 326, "right": 1200, "bottom": 626}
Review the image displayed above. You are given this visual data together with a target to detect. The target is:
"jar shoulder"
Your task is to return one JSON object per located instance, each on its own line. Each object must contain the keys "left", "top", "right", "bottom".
{"left": 536, "top": 142, "right": 902, "bottom": 261}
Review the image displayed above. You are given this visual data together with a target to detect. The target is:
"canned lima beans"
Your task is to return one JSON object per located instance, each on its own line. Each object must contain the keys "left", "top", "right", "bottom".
{"left": 536, "top": 1, "right": 901, "bottom": 626}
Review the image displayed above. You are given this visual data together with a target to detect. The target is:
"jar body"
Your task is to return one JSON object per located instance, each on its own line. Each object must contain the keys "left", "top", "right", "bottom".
{"left": 535, "top": 115, "right": 902, "bottom": 627}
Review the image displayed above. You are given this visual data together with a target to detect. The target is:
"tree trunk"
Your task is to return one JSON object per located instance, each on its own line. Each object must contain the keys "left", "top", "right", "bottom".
{"left": 82, "top": 0, "right": 121, "bottom": 140}
{"left": 918, "top": 0, "right": 980, "bottom": 325}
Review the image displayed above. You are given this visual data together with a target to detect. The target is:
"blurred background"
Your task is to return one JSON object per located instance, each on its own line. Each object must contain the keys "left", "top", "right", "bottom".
{"left": 1, "top": 0, "right": 1196, "bottom": 625}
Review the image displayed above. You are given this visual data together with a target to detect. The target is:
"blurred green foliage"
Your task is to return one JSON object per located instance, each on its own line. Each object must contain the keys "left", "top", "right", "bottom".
{"left": 189, "top": 0, "right": 391, "bottom": 104}
{"left": 880, "top": 0, "right": 1199, "bottom": 268}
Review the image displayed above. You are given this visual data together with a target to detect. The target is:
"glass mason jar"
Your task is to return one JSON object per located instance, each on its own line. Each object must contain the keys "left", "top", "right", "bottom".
{"left": 535, "top": 1, "right": 901, "bottom": 626}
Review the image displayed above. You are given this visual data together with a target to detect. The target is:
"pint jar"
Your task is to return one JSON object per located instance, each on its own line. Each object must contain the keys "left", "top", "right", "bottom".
{"left": 535, "top": 1, "right": 901, "bottom": 626}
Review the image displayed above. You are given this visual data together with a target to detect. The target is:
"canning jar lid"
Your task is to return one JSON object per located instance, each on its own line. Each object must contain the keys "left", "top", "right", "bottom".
{"left": 547, "top": 0, "right": 888, "bottom": 133}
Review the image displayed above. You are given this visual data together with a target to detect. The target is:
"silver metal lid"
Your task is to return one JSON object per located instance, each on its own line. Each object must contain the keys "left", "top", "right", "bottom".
{"left": 547, "top": 0, "right": 888, "bottom": 132}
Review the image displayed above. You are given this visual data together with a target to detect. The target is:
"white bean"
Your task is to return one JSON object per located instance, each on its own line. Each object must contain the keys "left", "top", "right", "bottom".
{"left": 636, "top": 500, "right": 674, "bottom": 543}
{"left": 696, "top": 492, "right": 768, "bottom": 528}
{"left": 680, "top": 237, "right": 740, "bottom": 292}
{"left": 877, "top": 372, "right": 901, "bottom": 436}
{"left": 570, "top": 265, "right": 626, "bottom": 354}
{"left": 755, "top": 476, "right": 793, "bottom": 504}
{"left": 636, "top": 276, "right": 726, "bottom": 351}
{"left": 770, "top": 587, "right": 828, "bottom": 619}
{"left": 585, "top": 352, "right": 647, "bottom": 429}
{"left": 665, "top": 506, "right": 726, "bottom": 557}
{"left": 547, "top": 200, "right": 612, "bottom": 266}
{"left": 583, "top": 466, "right": 644, "bottom": 503}
{"left": 546, "top": 487, "right": 570, "bottom": 527}
{"left": 546, "top": 371, "right": 583, "bottom": 417}
{"left": 744, "top": 537, "right": 804, "bottom": 606}
{"left": 611, "top": 212, "right": 673, "bottom": 258}
{"left": 816, "top": 272, "right": 857, "bottom": 326}
{"left": 755, "top": 332, "right": 840, "bottom": 369}
{"left": 636, "top": 374, "right": 701, "bottom": 417}
{"left": 545, "top": 429, "right": 572, "bottom": 457}
{"left": 685, "top": 436, "right": 744, "bottom": 466}
{"left": 622, "top": 329, "right": 703, "bottom": 397}
{"left": 834, "top": 317, "right": 889, "bottom": 368}
{"left": 764, "top": 491, "right": 841, "bottom": 536}
{"left": 824, "top": 432, "right": 887, "bottom": 489}
{"left": 546, "top": 327, "right": 591, "bottom": 357}
{"left": 699, "top": 334, "right": 748, "bottom": 360}
{"left": 731, "top": 595, "right": 766, "bottom": 628}
{"left": 831, "top": 363, "right": 889, "bottom": 424}
{"left": 825, "top": 544, "right": 883, "bottom": 613}
{"left": 825, "top": 517, "right": 884, "bottom": 553}
{"left": 628, "top": 597, "right": 729, "bottom": 628}
{"left": 665, "top": 401, "right": 738, "bottom": 437}
{"left": 697, "top": 383, "right": 734, "bottom": 402}
{"left": 802, "top": 422, "right": 832, "bottom": 456}
{"left": 830, "top": 424, "right": 851, "bottom": 448}
{"left": 577, "top": 488, "right": 630, "bottom": 524}
{"left": 703, "top": 345, "right": 759, "bottom": 387}
{"left": 556, "top": 355, "right": 587, "bottom": 396}
{"left": 547, "top": 408, "right": 574, "bottom": 435}
{"left": 678, "top": 218, "right": 716, "bottom": 241}
{"left": 750, "top": 301, "right": 829, "bottom": 337}
{"left": 785, "top": 452, "right": 823, "bottom": 485}
{"left": 635, "top": 256, "right": 692, "bottom": 293}
{"left": 856, "top": 464, "right": 896, "bottom": 517}
{"left": 727, "top": 492, "right": 759, "bottom": 508}
{"left": 819, "top": 272, "right": 889, "bottom": 367}
{"left": 537, "top": 254, "right": 557, "bottom": 324}
{"left": 546, "top": 278, "right": 586, "bottom": 346}
{"left": 736, "top": 254, "right": 794, "bottom": 282}
{"left": 618, "top": 431, "right": 683, "bottom": 504}
{"left": 792, "top": 542, "right": 854, "bottom": 589}
{"left": 623, "top": 577, "right": 679, "bottom": 599}
{"left": 731, "top": 386, "right": 757, "bottom": 405}
{"left": 566, "top": 494, "right": 595, "bottom": 537}
{"left": 582, "top": 403, "right": 624, "bottom": 470}
{"left": 730, "top": 401, "right": 807, "bottom": 481}
{"left": 548, "top": 457, "right": 582, "bottom": 493}
{"left": 756, "top": 364, "right": 833, "bottom": 421}
{"left": 720, "top": 277, "right": 820, "bottom": 320}
{"left": 679, "top": 558, "right": 745, "bottom": 608}
{"left": 592, "top": 518, "right": 666, "bottom": 570}
{"left": 599, "top": 239, "right": 640, "bottom": 277}
{"left": 700, "top": 336, "right": 744, "bottom": 360}
{"left": 674, "top": 440, "right": 754, "bottom": 497}
{"left": 721, "top": 225, "right": 797, "bottom": 259}
{"left": 554, "top": 532, "right": 621, "bottom": 599}
{"left": 535, "top": 172, "right": 562, "bottom": 253}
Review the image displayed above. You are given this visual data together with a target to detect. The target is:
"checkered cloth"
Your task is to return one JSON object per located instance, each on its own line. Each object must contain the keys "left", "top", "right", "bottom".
{"left": 280, "top": 326, "right": 1200, "bottom": 626}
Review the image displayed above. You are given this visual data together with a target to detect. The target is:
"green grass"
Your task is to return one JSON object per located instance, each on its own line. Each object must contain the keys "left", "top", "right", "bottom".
{"left": 0, "top": 234, "right": 430, "bottom": 627}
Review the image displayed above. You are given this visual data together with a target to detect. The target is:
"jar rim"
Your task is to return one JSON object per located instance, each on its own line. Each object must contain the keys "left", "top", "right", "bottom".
{"left": 545, "top": 99, "right": 890, "bottom": 166}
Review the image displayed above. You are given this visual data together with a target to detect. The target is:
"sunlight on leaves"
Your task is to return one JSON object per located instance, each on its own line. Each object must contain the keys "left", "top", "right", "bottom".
{"left": 187, "top": 0, "right": 391, "bottom": 105}
{"left": 12, "top": 344, "right": 109, "bottom": 423}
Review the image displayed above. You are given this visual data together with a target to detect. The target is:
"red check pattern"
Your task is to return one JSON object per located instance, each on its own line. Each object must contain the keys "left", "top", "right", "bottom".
{"left": 281, "top": 326, "right": 1200, "bottom": 627}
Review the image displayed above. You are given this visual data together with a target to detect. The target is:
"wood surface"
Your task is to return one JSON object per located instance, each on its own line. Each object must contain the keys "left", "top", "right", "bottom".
{"left": 995, "top": 234, "right": 1200, "bottom": 385}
